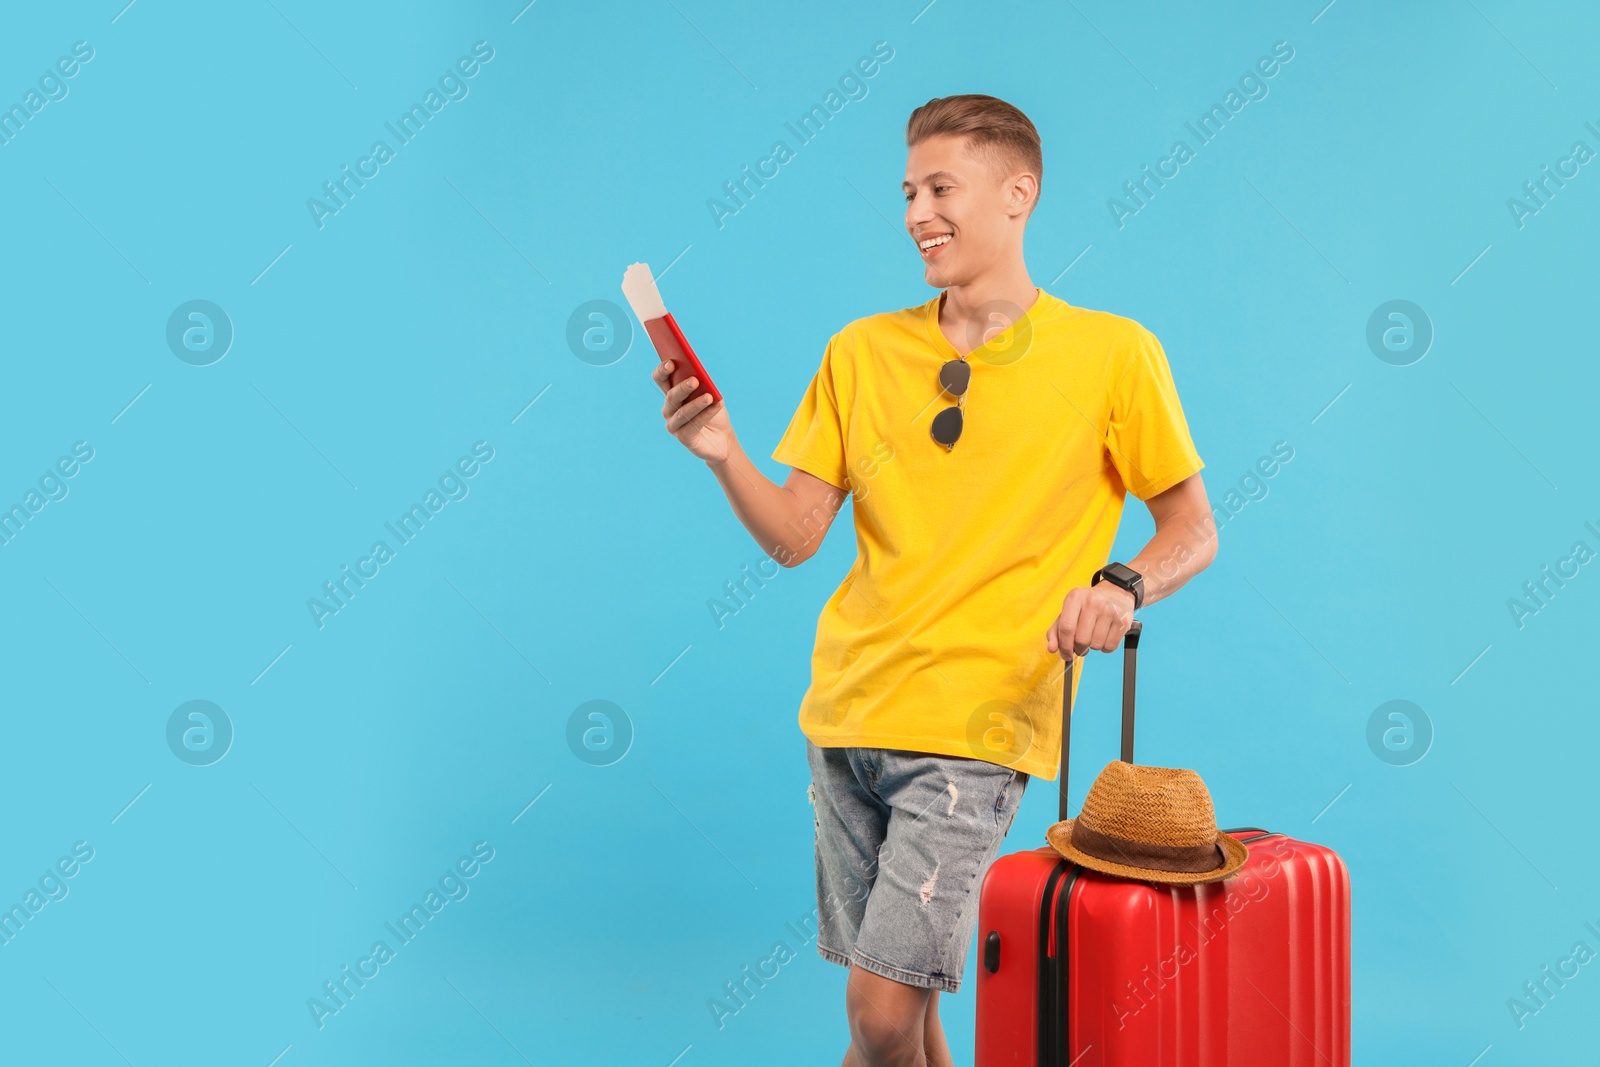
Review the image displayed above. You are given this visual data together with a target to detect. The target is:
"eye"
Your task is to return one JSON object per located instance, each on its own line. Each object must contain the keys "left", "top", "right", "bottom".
{"left": 935, "top": 184, "right": 952, "bottom": 194}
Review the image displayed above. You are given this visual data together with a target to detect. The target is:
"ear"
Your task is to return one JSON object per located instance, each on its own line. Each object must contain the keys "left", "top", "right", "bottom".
{"left": 1006, "top": 171, "right": 1038, "bottom": 219}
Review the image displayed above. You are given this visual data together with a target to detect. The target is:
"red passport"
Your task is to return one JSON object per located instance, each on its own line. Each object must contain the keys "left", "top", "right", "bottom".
{"left": 621, "top": 263, "right": 721, "bottom": 406}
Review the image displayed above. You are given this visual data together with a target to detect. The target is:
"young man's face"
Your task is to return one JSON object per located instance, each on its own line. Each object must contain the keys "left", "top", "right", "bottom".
{"left": 903, "top": 133, "right": 1030, "bottom": 289}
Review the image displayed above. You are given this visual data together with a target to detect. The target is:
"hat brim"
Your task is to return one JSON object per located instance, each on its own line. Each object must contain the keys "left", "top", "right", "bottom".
{"left": 1044, "top": 819, "right": 1250, "bottom": 885}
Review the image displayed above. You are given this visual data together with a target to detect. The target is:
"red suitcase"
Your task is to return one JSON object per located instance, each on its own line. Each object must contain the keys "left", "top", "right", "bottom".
{"left": 975, "top": 621, "right": 1351, "bottom": 1065}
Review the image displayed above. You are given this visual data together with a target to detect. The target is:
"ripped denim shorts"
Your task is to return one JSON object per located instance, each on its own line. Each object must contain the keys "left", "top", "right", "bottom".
{"left": 805, "top": 739, "right": 1029, "bottom": 993}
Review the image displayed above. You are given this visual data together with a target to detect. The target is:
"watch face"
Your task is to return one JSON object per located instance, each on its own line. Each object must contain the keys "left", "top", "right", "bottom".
{"left": 1105, "top": 562, "right": 1135, "bottom": 584}
{"left": 1099, "top": 562, "right": 1142, "bottom": 607}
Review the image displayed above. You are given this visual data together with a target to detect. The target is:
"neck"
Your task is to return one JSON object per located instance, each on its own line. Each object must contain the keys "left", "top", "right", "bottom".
{"left": 938, "top": 255, "right": 1038, "bottom": 335}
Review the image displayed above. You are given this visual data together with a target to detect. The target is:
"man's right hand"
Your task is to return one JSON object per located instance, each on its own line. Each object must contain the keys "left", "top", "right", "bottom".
{"left": 654, "top": 359, "right": 733, "bottom": 464}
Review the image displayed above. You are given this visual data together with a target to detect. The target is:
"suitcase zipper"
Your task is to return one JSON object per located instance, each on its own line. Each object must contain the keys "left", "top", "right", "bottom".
{"left": 1038, "top": 860, "right": 1081, "bottom": 1067}
{"left": 1036, "top": 860, "right": 1068, "bottom": 1066}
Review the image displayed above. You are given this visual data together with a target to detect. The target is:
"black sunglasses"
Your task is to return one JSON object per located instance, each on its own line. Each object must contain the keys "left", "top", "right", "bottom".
{"left": 930, "top": 358, "right": 971, "bottom": 450}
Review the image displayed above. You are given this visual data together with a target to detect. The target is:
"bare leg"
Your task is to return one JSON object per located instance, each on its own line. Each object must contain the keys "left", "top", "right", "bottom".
{"left": 840, "top": 966, "right": 932, "bottom": 1067}
{"left": 923, "top": 991, "right": 953, "bottom": 1067}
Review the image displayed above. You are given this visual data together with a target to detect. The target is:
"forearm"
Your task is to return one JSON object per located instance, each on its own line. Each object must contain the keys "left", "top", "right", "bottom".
{"left": 705, "top": 433, "right": 845, "bottom": 566}
{"left": 1126, "top": 508, "right": 1217, "bottom": 608}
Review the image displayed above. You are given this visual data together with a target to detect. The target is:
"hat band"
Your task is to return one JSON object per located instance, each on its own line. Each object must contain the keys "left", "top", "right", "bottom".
{"left": 1070, "top": 821, "right": 1225, "bottom": 874}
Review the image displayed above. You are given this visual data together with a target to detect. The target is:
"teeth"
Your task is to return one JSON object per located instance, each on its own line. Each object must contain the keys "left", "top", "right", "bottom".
{"left": 919, "top": 235, "right": 951, "bottom": 251}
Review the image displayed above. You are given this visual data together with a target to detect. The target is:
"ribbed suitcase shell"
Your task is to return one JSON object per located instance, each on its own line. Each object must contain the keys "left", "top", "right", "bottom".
{"left": 975, "top": 831, "right": 1349, "bottom": 1065}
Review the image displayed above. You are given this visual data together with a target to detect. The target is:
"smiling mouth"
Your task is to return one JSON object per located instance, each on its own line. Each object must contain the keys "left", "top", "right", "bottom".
{"left": 918, "top": 233, "right": 951, "bottom": 257}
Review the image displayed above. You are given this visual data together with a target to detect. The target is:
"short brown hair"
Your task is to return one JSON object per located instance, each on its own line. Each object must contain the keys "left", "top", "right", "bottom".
{"left": 906, "top": 94, "right": 1042, "bottom": 209}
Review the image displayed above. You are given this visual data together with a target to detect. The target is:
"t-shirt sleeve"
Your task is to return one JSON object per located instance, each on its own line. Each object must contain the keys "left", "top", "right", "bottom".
{"left": 1105, "top": 325, "right": 1205, "bottom": 500}
{"left": 772, "top": 336, "right": 850, "bottom": 492}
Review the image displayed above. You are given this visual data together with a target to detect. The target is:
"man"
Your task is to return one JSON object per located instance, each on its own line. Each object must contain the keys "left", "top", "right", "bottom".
{"left": 653, "top": 94, "right": 1218, "bottom": 1067}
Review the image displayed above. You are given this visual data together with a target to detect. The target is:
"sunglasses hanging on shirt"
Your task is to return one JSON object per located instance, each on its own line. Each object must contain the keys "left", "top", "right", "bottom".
{"left": 931, "top": 357, "right": 970, "bottom": 450}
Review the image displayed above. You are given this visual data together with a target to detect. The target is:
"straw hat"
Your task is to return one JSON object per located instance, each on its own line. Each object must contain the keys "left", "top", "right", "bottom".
{"left": 1045, "top": 761, "right": 1248, "bottom": 885}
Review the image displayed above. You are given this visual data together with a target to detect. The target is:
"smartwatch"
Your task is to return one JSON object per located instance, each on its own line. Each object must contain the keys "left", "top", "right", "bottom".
{"left": 1092, "top": 561, "right": 1145, "bottom": 610}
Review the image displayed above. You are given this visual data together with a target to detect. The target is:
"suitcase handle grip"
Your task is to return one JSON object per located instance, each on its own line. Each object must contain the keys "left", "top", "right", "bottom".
{"left": 1058, "top": 619, "right": 1141, "bottom": 822}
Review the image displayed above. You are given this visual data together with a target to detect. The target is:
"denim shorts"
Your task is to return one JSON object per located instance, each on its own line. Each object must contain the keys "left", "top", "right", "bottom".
{"left": 805, "top": 739, "right": 1029, "bottom": 993}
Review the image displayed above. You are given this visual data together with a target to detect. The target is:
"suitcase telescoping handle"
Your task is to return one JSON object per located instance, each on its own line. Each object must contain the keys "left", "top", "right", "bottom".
{"left": 1058, "top": 619, "right": 1141, "bottom": 822}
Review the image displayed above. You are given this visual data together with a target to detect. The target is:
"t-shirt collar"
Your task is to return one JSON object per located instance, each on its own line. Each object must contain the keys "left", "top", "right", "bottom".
{"left": 925, "top": 287, "right": 1052, "bottom": 362}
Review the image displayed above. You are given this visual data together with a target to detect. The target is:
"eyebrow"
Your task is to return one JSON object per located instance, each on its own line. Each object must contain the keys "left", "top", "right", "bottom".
{"left": 901, "top": 170, "right": 960, "bottom": 190}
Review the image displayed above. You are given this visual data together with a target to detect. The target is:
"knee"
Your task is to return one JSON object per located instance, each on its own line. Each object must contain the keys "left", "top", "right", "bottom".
{"left": 848, "top": 996, "right": 923, "bottom": 1063}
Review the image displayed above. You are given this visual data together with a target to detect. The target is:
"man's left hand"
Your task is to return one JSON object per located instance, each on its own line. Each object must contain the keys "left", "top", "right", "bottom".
{"left": 1046, "top": 582, "right": 1136, "bottom": 658}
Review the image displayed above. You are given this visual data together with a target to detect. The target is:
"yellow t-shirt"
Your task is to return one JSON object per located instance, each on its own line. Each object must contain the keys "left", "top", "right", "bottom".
{"left": 771, "top": 288, "right": 1204, "bottom": 781}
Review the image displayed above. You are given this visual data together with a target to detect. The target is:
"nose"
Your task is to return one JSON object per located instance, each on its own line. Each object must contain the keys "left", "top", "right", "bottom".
{"left": 906, "top": 192, "right": 934, "bottom": 230}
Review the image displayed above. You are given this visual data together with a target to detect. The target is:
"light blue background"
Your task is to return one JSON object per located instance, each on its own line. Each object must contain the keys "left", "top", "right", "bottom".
{"left": 1, "top": 1, "right": 1595, "bottom": 1064}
